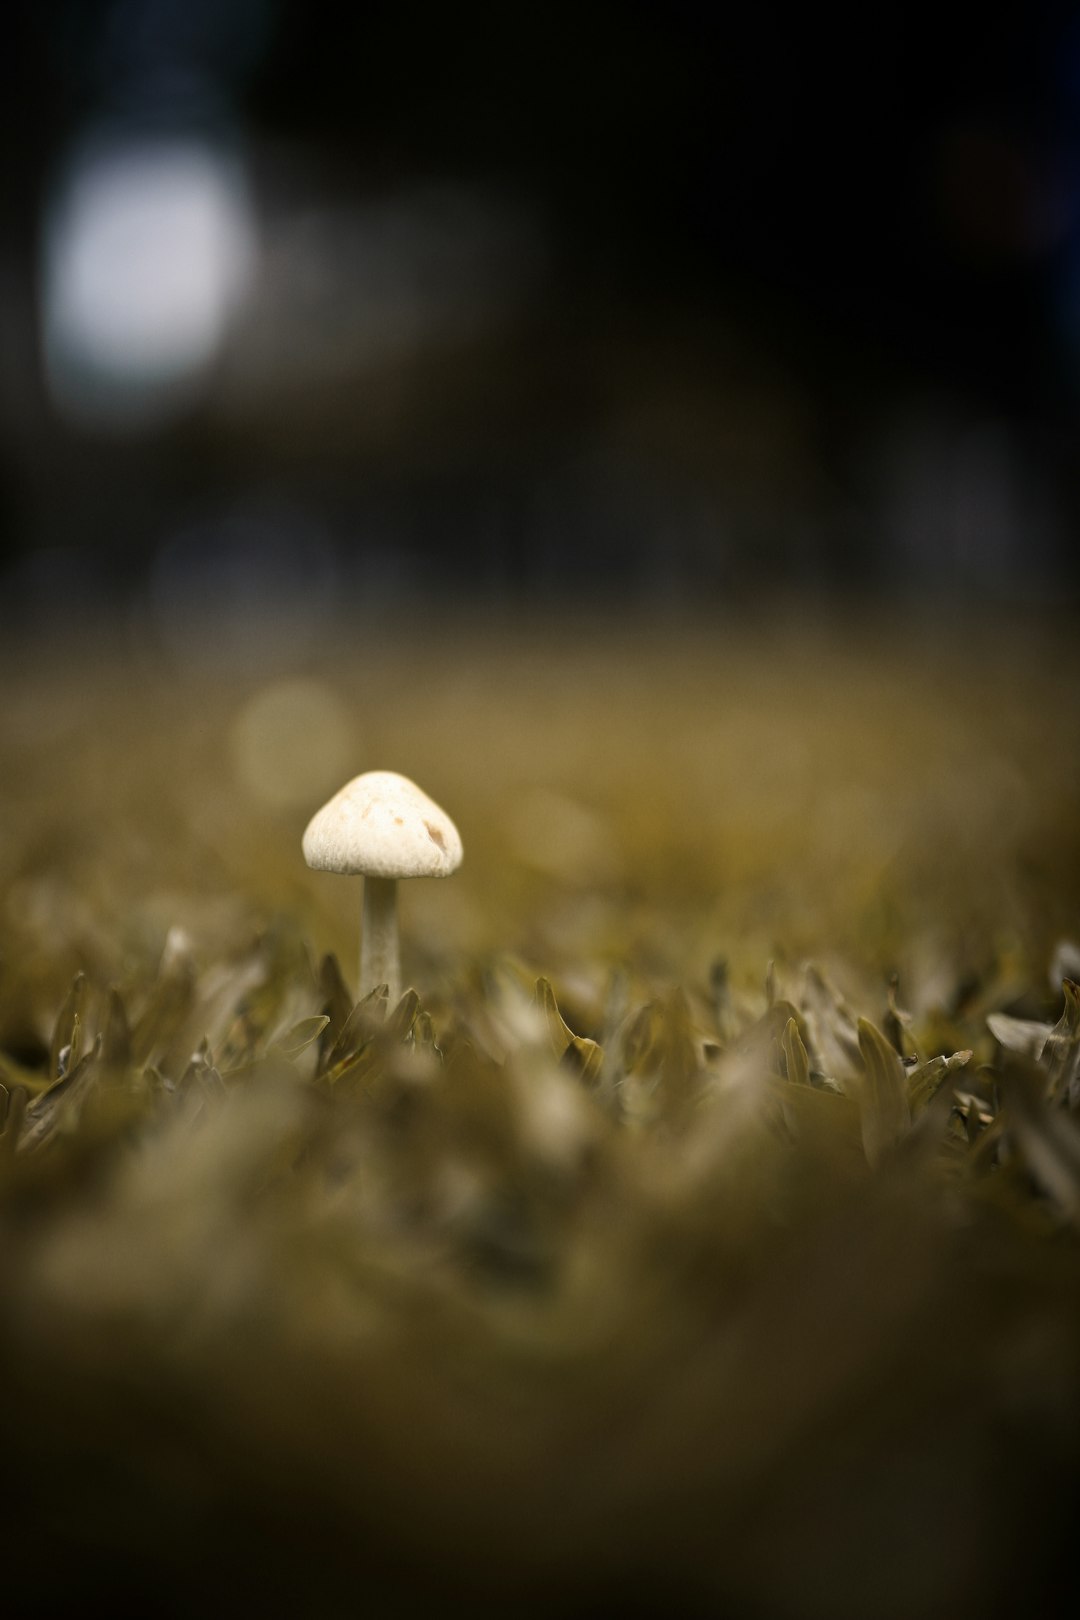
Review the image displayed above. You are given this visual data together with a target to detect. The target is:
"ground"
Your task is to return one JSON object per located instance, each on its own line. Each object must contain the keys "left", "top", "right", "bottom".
{"left": 1, "top": 608, "right": 1079, "bottom": 1617}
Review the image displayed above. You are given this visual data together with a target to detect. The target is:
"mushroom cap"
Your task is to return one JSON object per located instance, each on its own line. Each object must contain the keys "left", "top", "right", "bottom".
{"left": 302, "top": 770, "right": 463, "bottom": 879}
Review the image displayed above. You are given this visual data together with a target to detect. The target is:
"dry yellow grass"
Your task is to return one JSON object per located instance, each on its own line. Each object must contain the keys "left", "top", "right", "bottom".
{"left": 1, "top": 609, "right": 1079, "bottom": 1618}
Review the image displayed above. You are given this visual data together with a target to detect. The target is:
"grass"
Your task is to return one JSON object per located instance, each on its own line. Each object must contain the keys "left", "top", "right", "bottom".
{"left": 1, "top": 609, "right": 1080, "bottom": 1618}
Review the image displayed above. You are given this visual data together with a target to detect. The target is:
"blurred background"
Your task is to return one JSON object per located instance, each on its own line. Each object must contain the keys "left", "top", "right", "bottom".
{"left": 3, "top": 0, "right": 1080, "bottom": 637}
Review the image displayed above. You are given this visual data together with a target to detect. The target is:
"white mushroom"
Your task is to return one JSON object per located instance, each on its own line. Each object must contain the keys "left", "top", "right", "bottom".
{"left": 302, "top": 771, "right": 462, "bottom": 1003}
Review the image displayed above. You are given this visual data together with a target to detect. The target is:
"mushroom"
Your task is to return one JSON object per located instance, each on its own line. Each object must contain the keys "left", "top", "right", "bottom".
{"left": 302, "top": 770, "right": 463, "bottom": 1003}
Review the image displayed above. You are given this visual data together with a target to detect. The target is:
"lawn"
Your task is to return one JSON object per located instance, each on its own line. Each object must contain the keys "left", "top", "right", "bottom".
{"left": 2, "top": 608, "right": 1079, "bottom": 1618}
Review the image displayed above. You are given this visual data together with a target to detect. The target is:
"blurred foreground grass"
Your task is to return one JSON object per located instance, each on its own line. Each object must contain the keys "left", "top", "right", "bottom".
{"left": 2, "top": 611, "right": 1080, "bottom": 1618}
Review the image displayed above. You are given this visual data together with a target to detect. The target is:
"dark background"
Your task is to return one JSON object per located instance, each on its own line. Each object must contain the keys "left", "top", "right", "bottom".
{"left": 3, "top": 0, "right": 1080, "bottom": 630}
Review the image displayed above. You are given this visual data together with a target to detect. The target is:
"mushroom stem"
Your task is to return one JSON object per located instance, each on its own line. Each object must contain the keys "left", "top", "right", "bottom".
{"left": 361, "top": 875, "right": 400, "bottom": 1002}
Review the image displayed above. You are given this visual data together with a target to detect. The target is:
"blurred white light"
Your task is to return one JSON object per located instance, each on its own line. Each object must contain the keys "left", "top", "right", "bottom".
{"left": 42, "top": 134, "right": 256, "bottom": 428}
